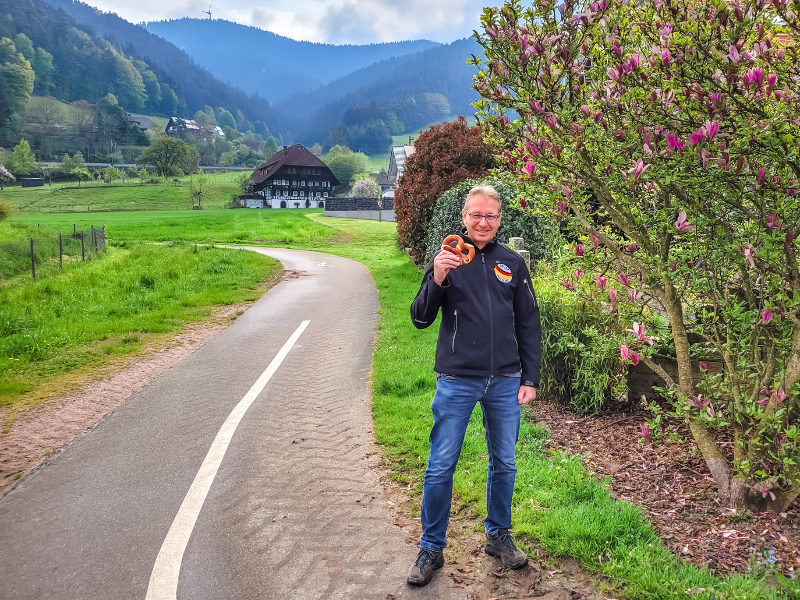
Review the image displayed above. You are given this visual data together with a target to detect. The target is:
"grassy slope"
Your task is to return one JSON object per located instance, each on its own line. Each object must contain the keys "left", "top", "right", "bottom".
{"left": 0, "top": 172, "right": 244, "bottom": 213}
{"left": 5, "top": 209, "right": 779, "bottom": 598}
{"left": 0, "top": 212, "right": 298, "bottom": 415}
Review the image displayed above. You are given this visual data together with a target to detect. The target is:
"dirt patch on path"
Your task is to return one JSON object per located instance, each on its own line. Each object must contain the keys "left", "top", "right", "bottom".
{"left": 0, "top": 268, "right": 286, "bottom": 493}
{"left": 375, "top": 472, "right": 609, "bottom": 600}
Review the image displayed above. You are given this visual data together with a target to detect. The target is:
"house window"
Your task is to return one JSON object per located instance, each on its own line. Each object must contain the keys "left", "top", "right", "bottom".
{"left": 323, "top": 192, "right": 328, "bottom": 197}
{"left": 302, "top": 180, "right": 306, "bottom": 186}
{"left": 293, "top": 191, "right": 298, "bottom": 196}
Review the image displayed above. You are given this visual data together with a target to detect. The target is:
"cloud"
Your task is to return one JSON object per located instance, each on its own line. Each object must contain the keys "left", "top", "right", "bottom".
{"left": 79, "top": 0, "right": 483, "bottom": 43}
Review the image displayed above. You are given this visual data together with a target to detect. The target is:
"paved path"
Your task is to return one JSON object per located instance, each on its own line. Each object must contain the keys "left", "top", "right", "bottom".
{"left": 0, "top": 249, "right": 467, "bottom": 600}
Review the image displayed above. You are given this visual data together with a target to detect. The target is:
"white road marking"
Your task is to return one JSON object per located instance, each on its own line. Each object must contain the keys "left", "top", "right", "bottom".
{"left": 145, "top": 320, "right": 311, "bottom": 600}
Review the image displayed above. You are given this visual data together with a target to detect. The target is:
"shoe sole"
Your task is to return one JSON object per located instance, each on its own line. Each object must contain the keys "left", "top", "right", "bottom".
{"left": 485, "top": 546, "right": 529, "bottom": 569}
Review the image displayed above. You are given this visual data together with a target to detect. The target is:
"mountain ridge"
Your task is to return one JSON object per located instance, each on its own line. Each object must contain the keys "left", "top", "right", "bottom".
{"left": 144, "top": 18, "right": 442, "bottom": 101}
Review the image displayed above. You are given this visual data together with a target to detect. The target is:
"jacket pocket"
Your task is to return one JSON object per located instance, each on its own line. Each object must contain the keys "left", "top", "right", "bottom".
{"left": 451, "top": 309, "right": 458, "bottom": 354}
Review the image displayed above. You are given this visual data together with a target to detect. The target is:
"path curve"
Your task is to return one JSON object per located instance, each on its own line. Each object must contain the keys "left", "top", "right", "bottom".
{"left": 0, "top": 248, "right": 467, "bottom": 600}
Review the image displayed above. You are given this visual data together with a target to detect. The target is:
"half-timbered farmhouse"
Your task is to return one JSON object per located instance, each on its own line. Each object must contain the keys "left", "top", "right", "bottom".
{"left": 247, "top": 144, "right": 340, "bottom": 209}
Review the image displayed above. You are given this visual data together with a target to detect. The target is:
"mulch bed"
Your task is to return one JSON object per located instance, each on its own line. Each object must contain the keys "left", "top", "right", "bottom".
{"left": 532, "top": 400, "right": 800, "bottom": 576}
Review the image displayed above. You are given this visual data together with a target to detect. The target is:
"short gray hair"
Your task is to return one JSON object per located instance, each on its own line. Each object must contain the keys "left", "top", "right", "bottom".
{"left": 463, "top": 184, "right": 502, "bottom": 212}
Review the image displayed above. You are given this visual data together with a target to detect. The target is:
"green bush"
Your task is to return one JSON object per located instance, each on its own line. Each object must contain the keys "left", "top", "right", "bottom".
{"left": 534, "top": 258, "right": 630, "bottom": 414}
{"left": 423, "top": 178, "right": 559, "bottom": 266}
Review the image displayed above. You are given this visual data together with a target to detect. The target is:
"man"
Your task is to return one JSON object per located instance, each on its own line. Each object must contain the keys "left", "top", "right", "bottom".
{"left": 408, "top": 184, "right": 540, "bottom": 586}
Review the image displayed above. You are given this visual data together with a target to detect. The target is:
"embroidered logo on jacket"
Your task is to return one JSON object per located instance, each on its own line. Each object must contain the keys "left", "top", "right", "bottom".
{"left": 494, "top": 263, "right": 513, "bottom": 283}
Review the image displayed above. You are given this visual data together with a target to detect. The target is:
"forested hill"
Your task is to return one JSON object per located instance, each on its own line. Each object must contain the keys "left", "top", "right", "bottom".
{"left": 278, "top": 38, "right": 481, "bottom": 153}
{"left": 144, "top": 18, "right": 441, "bottom": 101}
{"left": 37, "top": 0, "right": 277, "bottom": 134}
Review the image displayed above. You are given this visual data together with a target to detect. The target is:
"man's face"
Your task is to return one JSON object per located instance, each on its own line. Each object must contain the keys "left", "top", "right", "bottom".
{"left": 462, "top": 193, "right": 502, "bottom": 247}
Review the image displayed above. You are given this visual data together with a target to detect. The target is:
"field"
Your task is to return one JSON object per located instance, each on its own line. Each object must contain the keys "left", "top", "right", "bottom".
{"left": 0, "top": 172, "right": 245, "bottom": 213}
{"left": 8, "top": 208, "right": 332, "bottom": 245}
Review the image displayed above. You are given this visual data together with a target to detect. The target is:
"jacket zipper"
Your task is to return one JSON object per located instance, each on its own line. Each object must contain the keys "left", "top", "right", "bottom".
{"left": 451, "top": 309, "right": 458, "bottom": 353}
{"left": 524, "top": 279, "right": 536, "bottom": 305}
{"left": 481, "top": 251, "right": 494, "bottom": 372}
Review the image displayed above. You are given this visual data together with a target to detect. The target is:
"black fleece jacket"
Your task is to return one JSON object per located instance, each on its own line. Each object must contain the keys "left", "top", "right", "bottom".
{"left": 410, "top": 233, "right": 541, "bottom": 387}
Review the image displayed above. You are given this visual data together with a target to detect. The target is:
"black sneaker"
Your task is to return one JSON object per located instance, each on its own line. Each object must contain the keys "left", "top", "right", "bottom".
{"left": 485, "top": 529, "right": 528, "bottom": 569}
{"left": 407, "top": 548, "right": 444, "bottom": 586}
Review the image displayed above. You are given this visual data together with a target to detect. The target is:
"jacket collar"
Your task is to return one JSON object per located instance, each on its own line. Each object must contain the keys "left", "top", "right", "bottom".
{"left": 460, "top": 228, "right": 498, "bottom": 252}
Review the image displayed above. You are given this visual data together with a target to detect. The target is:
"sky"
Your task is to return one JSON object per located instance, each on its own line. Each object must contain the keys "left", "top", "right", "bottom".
{"left": 84, "top": 0, "right": 487, "bottom": 44}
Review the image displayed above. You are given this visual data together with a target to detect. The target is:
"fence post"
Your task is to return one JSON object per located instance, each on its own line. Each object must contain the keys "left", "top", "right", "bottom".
{"left": 81, "top": 232, "right": 85, "bottom": 261}
{"left": 30, "top": 238, "right": 36, "bottom": 281}
{"left": 59, "top": 233, "right": 62, "bottom": 269}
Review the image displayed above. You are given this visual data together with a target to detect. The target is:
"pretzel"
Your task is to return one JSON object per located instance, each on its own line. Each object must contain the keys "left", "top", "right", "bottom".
{"left": 441, "top": 235, "right": 475, "bottom": 265}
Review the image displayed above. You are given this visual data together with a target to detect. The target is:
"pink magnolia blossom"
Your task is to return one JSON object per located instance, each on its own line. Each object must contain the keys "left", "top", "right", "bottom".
{"left": 523, "top": 161, "right": 537, "bottom": 176}
{"left": 519, "top": 198, "right": 527, "bottom": 209}
{"left": 574, "top": 268, "right": 584, "bottom": 280}
{"left": 767, "top": 73, "right": 778, "bottom": 95}
{"left": 699, "top": 361, "right": 708, "bottom": 374}
{"left": 589, "top": 233, "right": 601, "bottom": 247}
{"left": 667, "top": 134, "right": 684, "bottom": 152}
{"left": 581, "top": 105, "right": 590, "bottom": 118}
{"left": 639, "top": 423, "right": 652, "bottom": 443}
{"left": 763, "top": 309, "right": 774, "bottom": 324}
{"left": 688, "top": 394, "right": 711, "bottom": 411}
{"left": 629, "top": 159, "right": 650, "bottom": 181}
{"left": 690, "top": 130, "right": 704, "bottom": 147}
{"left": 739, "top": 244, "right": 759, "bottom": 268}
{"left": 704, "top": 120, "right": 719, "bottom": 139}
{"left": 618, "top": 272, "right": 631, "bottom": 286}
{"left": 628, "top": 288, "right": 643, "bottom": 303}
{"left": 594, "top": 276, "right": 607, "bottom": 291}
{"left": 573, "top": 244, "right": 585, "bottom": 258}
{"left": 602, "top": 289, "right": 618, "bottom": 314}
{"left": 757, "top": 167, "right": 767, "bottom": 186}
{"left": 628, "top": 322, "right": 654, "bottom": 345}
{"left": 674, "top": 211, "right": 695, "bottom": 233}
{"left": 669, "top": 262, "right": 677, "bottom": 271}
{"left": 560, "top": 280, "right": 578, "bottom": 291}
{"left": 766, "top": 214, "right": 782, "bottom": 230}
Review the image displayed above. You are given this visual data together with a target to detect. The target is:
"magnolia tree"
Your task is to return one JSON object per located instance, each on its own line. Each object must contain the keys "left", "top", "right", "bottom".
{"left": 474, "top": 0, "right": 800, "bottom": 510}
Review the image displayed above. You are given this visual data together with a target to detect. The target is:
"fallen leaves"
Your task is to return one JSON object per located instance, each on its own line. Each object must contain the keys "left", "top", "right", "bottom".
{"left": 533, "top": 400, "right": 800, "bottom": 575}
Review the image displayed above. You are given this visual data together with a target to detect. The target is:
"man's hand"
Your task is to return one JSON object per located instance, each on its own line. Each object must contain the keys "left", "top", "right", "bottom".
{"left": 433, "top": 249, "right": 463, "bottom": 286}
{"left": 518, "top": 385, "right": 536, "bottom": 404}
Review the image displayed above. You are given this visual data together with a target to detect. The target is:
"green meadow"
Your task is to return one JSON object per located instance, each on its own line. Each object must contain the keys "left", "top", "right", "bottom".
{"left": 0, "top": 172, "right": 244, "bottom": 213}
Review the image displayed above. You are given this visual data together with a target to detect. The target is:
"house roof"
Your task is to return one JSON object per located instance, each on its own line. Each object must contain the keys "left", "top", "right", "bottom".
{"left": 250, "top": 144, "right": 341, "bottom": 186}
{"left": 165, "top": 118, "right": 223, "bottom": 137}
{"left": 128, "top": 116, "right": 153, "bottom": 130}
{"left": 371, "top": 171, "right": 392, "bottom": 187}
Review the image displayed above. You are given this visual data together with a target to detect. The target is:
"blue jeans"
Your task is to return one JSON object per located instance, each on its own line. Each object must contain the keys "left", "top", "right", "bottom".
{"left": 419, "top": 375, "right": 521, "bottom": 551}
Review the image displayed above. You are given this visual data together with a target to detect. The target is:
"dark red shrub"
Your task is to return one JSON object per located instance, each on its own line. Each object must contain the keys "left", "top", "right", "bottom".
{"left": 394, "top": 117, "right": 496, "bottom": 266}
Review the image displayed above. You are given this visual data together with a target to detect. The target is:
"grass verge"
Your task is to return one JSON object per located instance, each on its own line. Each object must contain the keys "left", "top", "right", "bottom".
{"left": 0, "top": 240, "right": 280, "bottom": 418}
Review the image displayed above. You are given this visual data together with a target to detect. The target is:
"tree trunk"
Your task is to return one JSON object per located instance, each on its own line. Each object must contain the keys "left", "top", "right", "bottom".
{"left": 663, "top": 283, "right": 747, "bottom": 507}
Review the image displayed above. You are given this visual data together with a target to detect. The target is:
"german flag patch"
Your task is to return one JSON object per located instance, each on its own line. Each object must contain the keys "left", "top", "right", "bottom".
{"left": 494, "top": 263, "right": 513, "bottom": 283}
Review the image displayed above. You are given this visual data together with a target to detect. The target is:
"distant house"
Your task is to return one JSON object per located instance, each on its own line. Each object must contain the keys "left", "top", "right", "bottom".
{"left": 164, "top": 117, "right": 224, "bottom": 142}
{"left": 247, "top": 144, "right": 341, "bottom": 209}
{"left": 371, "top": 171, "right": 392, "bottom": 193}
{"left": 128, "top": 116, "right": 153, "bottom": 131}
{"left": 387, "top": 145, "right": 415, "bottom": 184}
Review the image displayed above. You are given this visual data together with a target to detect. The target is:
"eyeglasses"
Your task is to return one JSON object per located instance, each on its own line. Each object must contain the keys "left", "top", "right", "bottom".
{"left": 465, "top": 211, "right": 501, "bottom": 224}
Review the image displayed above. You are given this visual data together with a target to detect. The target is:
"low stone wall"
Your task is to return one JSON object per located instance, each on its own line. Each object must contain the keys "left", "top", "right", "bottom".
{"left": 323, "top": 210, "right": 395, "bottom": 222}
{"left": 324, "top": 197, "right": 393, "bottom": 211}
{"left": 323, "top": 196, "right": 395, "bottom": 222}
